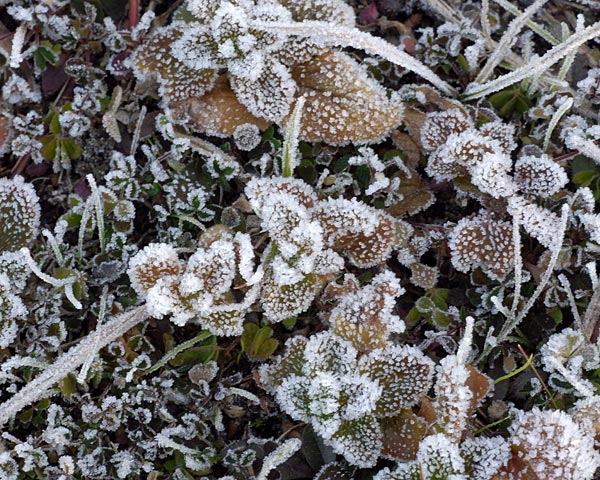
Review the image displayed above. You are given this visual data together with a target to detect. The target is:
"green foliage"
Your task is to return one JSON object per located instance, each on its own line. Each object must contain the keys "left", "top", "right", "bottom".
{"left": 240, "top": 323, "right": 279, "bottom": 360}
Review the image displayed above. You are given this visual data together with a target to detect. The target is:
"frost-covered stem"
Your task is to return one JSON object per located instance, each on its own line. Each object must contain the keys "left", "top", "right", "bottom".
{"left": 130, "top": 105, "right": 147, "bottom": 156}
{"left": 586, "top": 262, "right": 598, "bottom": 290}
{"left": 476, "top": 0, "right": 550, "bottom": 83}
{"left": 569, "top": 135, "right": 600, "bottom": 165}
{"left": 78, "top": 195, "right": 94, "bottom": 263}
{"left": 77, "top": 285, "right": 108, "bottom": 383}
{"left": 464, "top": 20, "right": 600, "bottom": 99}
{"left": 509, "top": 212, "right": 523, "bottom": 319}
{"left": 282, "top": 96, "right": 305, "bottom": 178}
{"left": 481, "top": 0, "right": 493, "bottom": 45}
{"left": 492, "top": 0, "right": 560, "bottom": 45}
{"left": 543, "top": 96, "right": 573, "bottom": 151}
{"left": 557, "top": 274, "right": 584, "bottom": 333}
{"left": 496, "top": 204, "right": 569, "bottom": 345}
{"left": 87, "top": 175, "right": 105, "bottom": 254}
{"left": 582, "top": 285, "right": 600, "bottom": 343}
{"left": 421, "top": 0, "right": 464, "bottom": 23}
{"left": 143, "top": 330, "right": 213, "bottom": 376}
{"left": 0, "top": 306, "right": 148, "bottom": 429}
{"left": 256, "top": 439, "right": 302, "bottom": 480}
{"left": 556, "top": 21, "right": 580, "bottom": 85}
{"left": 252, "top": 21, "right": 456, "bottom": 96}
{"left": 42, "top": 228, "right": 64, "bottom": 267}
{"left": 155, "top": 434, "right": 206, "bottom": 455}
{"left": 456, "top": 317, "right": 474, "bottom": 365}
{"left": 20, "top": 248, "right": 81, "bottom": 309}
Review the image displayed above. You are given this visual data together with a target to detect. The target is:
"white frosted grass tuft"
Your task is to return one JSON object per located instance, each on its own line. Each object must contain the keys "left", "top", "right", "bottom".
{"left": 0, "top": 306, "right": 149, "bottom": 428}
{"left": 464, "top": 19, "right": 600, "bottom": 99}
{"left": 475, "top": 0, "right": 550, "bottom": 83}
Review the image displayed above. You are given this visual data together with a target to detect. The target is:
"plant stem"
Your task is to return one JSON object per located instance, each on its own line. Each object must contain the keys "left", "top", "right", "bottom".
{"left": 129, "top": 0, "right": 139, "bottom": 30}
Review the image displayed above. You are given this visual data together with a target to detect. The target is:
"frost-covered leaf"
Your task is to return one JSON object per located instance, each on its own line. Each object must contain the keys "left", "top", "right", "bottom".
{"left": 379, "top": 410, "right": 427, "bottom": 461}
{"left": 470, "top": 153, "right": 518, "bottom": 199}
{"left": 134, "top": 24, "right": 218, "bottom": 102}
{"left": 433, "top": 358, "right": 492, "bottom": 441}
{"left": 478, "top": 120, "right": 517, "bottom": 154}
{"left": 197, "top": 303, "right": 247, "bottom": 337}
{"left": 303, "top": 332, "right": 357, "bottom": 378}
{"left": 460, "top": 437, "right": 510, "bottom": 480}
{"left": 426, "top": 130, "right": 500, "bottom": 182}
{"left": 317, "top": 197, "right": 404, "bottom": 267}
{"left": 416, "top": 434, "right": 465, "bottom": 479}
{"left": 373, "top": 464, "right": 419, "bottom": 480}
{"left": 246, "top": 177, "right": 317, "bottom": 214}
{"left": 448, "top": 213, "right": 514, "bottom": 281}
{"left": 313, "top": 461, "right": 353, "bottom": 480}
{"left": 327, "top": 271, "right": 405, "bottom": 351}
{"left": 259, "top": 335, "right": 308, "bottom": 391}
{"left": 385, "top": 167, "right": 435, "bottom": 217}
{"left": 409, "top": 263, "right": 439, "bottom": 290}
{"left": 184, "top": 238, "right": 237, "bottom": 297}
{"left": 0, "top": 251, "right": 29, "bottom": 292}
{"left": 127, "top": 243, "right": 182, "bottom": 296}
{"left": 171, "top": 75, "right": 271, "bottom": 137}
{"left": 514, "top": 154, "right": 568, "bottom": 197}
{"left": 330, "top": 416, "right": 382, "bottom": 468}
{"left": 502, "top": 409, "right": 600, "bottom": 480}
{"left": 0, "top": 176, "right": 41, "bottom": 252}
{"left": 359, "top": 345, "right": 435, "bottom": 417}
{"left": 278, "top": 0, "right": 355, "bottom": 25}
{"left": 0, "top": 274, "right": 25, "bottom": 348}
{"left": 291, "top": 52, "right": 403, "bottom": 145}
{"left": 508, "top": 197, "right": 561, "bottom": 249}
{"left": 230, "top": 58, "right": 296, "bottom": 123}
{"left": 420, "top": 109, "right": 473, "bottom": 152}
{"left": 261, "top": 269, "right": 319, "bottom": 322}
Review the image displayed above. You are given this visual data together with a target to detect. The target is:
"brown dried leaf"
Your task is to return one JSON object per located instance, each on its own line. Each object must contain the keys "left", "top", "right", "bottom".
{"left": 290, "top": 51, "right": 403, "bottom": 146}
{"left": 171, "top": 76, "right": 271, "bottom": 137}
{"left": 466, "top": 365, "right": 493, "bottom": 412}
{"left": 386, "top": 166, "right": 435, "bottom": 217}
{"left": 379, "top": 410, "right": 427, "bottom": 461}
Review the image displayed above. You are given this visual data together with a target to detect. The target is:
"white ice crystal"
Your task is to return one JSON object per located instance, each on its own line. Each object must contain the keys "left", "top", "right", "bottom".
{"left": 508, "top": 196, "right": 562, "bottom": 249}
{"left": 470, "top": 152, "right": 518, "bottom": 198}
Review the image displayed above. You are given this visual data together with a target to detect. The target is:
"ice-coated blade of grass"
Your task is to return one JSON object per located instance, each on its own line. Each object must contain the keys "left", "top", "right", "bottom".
{"left": 282, "top": 95, "right": 305, "bottom": 178}
{"left": 252, "top": 20, "right": 457, "bottom": 96}
{"left": 421, "top": 0, "right": 464, "bottom": 23}
{"left": 0, "top": 306, "right": 149, "bottom": 429}
{"left": 464, "top": 20, "right": 600, "bottom": 100}
{"left": 543, "top": 96, "right": 573, "bottom": 151}
{"left": 492, "top": 0, "right": 560, "bottom": 46}
{"left": 475, "top": 0, "right": 551, "bottom": 83}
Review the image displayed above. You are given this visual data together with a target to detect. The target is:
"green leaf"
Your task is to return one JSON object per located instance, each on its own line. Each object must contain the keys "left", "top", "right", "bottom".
{"left": 547, "top": 306, "right": 563, "bottom": 325}
{"left": 59, "top": 373, "right": 77, "bottom": 400}
{"left": 170, "top": 344, "right": 217, "bottom": 367}
{"left": 573, "top": 170, "right": 596, "bottom": 187}
{"left": 40, "top": 134, "right": 58, "bottom": 160}
{"left": 241, "top": 323, "right": 279, "bottom": 360}
{"left": 61, "top": 138, "right": 82, "bottom": 159}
